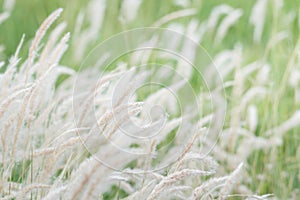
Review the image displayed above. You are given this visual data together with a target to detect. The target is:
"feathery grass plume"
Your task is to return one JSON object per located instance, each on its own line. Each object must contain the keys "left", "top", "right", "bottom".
{"left": 256, "top": 63, "right": 270, "bottom": 85}
{"left": 289, "top": 68, "right": 300, "bottom": 103}
{"left": 247, "top": 105, "right": 258, "bottom": 133}
{"left": 191, "top": 163, "right": 243, "bottom": 200}
{"left": 207, "top": 4, "right": 233, "bottom": 31}
{"left": 152, "top": 8, "right": 197, "bottom": 27}
{"left": 0, "top": 12, "right": 9, "bottom": 25}
{"left": 264, "top": 110, "right": 300, "bottom": 137}
{"left": 147, "top": 169, "right": 215, "bottom": 200}
{"left": 240, "top": 87, "right": 268, "bottom": 110}
{"left": 250, "top": 0, "right": 268, "bottom": 43}
{"left": 215, "top": 8, "right": 243, "bottom": 43}
{"left": 207, "top": 49, "right": 237, "bottom": 81}
{"left": 27, "top": 8, "right": 63, "bottom": 77}
{"left": 120, "top": 0, "right": 143, "bottom": 23}
{"left": 192, "top": 176, "right": 229, "bottom": 199}
{"left": 72, "top": 0, "right": 106, "bottom": 62}
{"left": 3, "top": 0, "right": 14, "bottom": 12}
{"left": 37, "top": 22, "right": 67, "bottom": 76}
{"left": 219, "top": 163, "right": 244, "bottom": 199}
{"left": 173, "top": 0, "right": 191, "bottom": 8}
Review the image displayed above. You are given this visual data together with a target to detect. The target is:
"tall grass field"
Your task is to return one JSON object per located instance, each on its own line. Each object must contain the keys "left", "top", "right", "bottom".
{"left": 0, "top": 0, "right": 299, "bottom": 199}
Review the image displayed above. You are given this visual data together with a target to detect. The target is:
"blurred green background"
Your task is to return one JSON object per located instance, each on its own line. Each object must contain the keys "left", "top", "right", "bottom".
{"left": 1, "top": 0, "right": 299, "bottom": 60}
